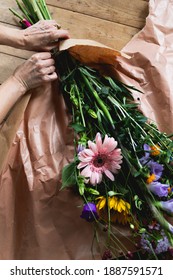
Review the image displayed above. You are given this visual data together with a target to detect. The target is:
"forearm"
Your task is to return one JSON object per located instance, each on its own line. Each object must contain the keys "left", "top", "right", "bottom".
{"left": 0, "top": 76, "right": 26, "bottom": 123}
{"left": 0, "top": 25, "right": 24, "bottom": 49}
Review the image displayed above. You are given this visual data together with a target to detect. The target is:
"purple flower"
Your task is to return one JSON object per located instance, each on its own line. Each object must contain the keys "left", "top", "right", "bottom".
{"left": 148, "top": 181, "right": 169, "bottom": 197}
{"left": 155, "top": 235, "right": 170, "bottom": 254}
{"left": 160, "top": 199, "right": 173, "bottom": 214}
{"left": 77, "top": 144, "right": 85, "bottom": 154}
{"left": 140, "top": 231, "right": 170, "bottom": 255}
{"left": 148, "top": 161, "right": 163, "bottom": 181}
{"left": 80, "top": 202, "right": 99, "bottom": 222}
{"left": 140, "top": 144, "right": 151, "bottom": 165}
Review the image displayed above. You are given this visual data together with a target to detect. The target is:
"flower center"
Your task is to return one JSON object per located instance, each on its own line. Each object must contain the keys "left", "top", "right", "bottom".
{"left": 93, "top": 154, "right": 107, "bottom": 167}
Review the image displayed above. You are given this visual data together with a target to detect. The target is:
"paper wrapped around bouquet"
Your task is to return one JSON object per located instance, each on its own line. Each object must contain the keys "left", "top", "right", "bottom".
{"left": 0, "top": 0, "right": 173, "bottom": 259}
{"left": 0, "top": 40, "right": 135, "bottom": 260}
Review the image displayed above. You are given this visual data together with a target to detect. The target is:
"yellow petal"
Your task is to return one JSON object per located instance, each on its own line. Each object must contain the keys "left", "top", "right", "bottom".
{"left": 96, "top": 197, "right": 106, "bottom": 210}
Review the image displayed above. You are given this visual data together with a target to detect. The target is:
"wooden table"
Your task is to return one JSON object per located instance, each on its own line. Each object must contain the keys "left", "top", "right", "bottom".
{"left": 0, "top": 0, "right": 149, "bottom": 83}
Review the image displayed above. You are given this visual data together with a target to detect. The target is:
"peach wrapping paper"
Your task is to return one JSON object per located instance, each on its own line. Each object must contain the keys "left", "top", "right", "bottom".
{"left": 0, "top": 0, "right": 172, "bottom": 259}
{"left": 116, "top": 0, "right": 173, "bottom": 134}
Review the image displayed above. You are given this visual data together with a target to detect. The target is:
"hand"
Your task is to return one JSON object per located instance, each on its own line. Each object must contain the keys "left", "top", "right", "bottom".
{"left": 21, "top": 20, "right": 70, "bottom": 51}
{"left": 13, "top": 52, "right": 57, "bottom": 92}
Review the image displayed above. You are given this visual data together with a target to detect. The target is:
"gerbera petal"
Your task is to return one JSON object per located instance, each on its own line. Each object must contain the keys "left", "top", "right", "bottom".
{"left": 95, "top": 132, "right": 103, "bottom": 151}
{"left": 77, "top": 162, "right": 89, "bottom": 169}
{"left": 81, "top": 165, "right": 92, "bottom": 178}
{"left": 90, "top": 171, "right": 102, "bottom": 185}
{"left": 103, "top": 135, "right": 118, "bottom": 153}
{"left": 104, "top": 169, "right": 115, "bottom": 181}
{"left": 81, "top": 148, "right": 95, "bottom": 157}
{"left": 88, "top": 141, "right": 98, "bottom": 153}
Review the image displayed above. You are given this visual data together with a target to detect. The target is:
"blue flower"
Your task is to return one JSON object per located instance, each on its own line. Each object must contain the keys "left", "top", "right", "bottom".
{"left": 148, "top": 181, "right": 169, "bottom": 197}
{"left": 140, "top": 144, "right": 151, "bottom": 165}
{"left": 148, "top": 161, "right": 163, "bottom": 181}
{"left": 80, "top": 202, "right": 99, "bottom": 222}
{"left": 140, "top": 230, "right": 170, "bottom": 255}
{"left": 159, "top": 199, "right": 173, "bottom": 214}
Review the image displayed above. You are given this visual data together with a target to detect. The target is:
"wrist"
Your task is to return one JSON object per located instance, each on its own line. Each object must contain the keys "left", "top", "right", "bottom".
{"left": 11, "top": 75, "right": 28, "bottom": 96}
{"left": 0, "top": 26, "right": 25, "bottom": 49}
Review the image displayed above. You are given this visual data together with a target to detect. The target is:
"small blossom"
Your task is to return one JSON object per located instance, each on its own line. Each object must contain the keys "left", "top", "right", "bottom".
{"left": 148, "top": 161, "right": 163, "bottom": 181}
{"left": 140, "top": 144, "right": 151, "bottom": 165}
{"left": 140, "top": 231, "right": 170, "bottom": 255}
{"left": 148, "top": 181, "right": 169, "bottom": 197}
{"left": 77, "top": 144, "right": 85, "bottom": 154}
{"left": 77, "top": 133, "right": 123, "bottom": 186}
{"left": 159, "top": 199, "right": 173, "bottom": 214}
{"left": 146, "top": 173, "right": 156, "bottom": 184}
{"left": 150, "top": 144, "right": 161, "bottom": 156}
{"left": 80, "top": 202, "right": 99, "bottom": 222}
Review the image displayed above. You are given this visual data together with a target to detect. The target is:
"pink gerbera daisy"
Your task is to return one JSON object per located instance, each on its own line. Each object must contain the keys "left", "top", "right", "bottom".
{"left": 77, "top": 132, "right": 123, "bottom": 186}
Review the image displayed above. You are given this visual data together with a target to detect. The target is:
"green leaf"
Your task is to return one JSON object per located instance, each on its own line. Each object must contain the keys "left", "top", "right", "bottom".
{"left": 70, "top": 123, "right": 86, "bottom": 132}
{"left": 61, "top": 162, "right": 76, "bottom": 189}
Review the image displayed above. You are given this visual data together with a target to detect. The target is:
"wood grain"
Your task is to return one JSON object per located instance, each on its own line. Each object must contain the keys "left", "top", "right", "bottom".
{"left": 46, "top": 0, "right": 148, "bottom": 28}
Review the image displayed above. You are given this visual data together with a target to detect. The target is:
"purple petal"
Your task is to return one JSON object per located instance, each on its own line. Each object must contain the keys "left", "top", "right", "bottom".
{"left": 148, "top": 181, "right": 169, "bottom": 197}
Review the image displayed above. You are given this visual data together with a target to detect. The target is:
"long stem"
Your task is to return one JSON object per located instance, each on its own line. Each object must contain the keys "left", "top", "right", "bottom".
{"left": 80, "top": 71, "right": 115, "bottom": 129}
{"left": 30, "top": 0, "right": 44, "bottom": 20}
{"left": 16, "top": 0, "right": 34, "bottom": 24}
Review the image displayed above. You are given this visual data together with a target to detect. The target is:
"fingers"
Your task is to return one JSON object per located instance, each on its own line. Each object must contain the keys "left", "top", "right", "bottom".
{"left": 49, "top": 29, "right": 70, "bottom": 41}
{"left": 13, "top": 51, "right": 58, "bottom": 90}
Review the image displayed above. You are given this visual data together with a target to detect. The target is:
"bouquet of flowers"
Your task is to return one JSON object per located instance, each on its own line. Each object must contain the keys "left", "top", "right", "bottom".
{"left": 10, "top": 0, "right": 173, "bottom": 259}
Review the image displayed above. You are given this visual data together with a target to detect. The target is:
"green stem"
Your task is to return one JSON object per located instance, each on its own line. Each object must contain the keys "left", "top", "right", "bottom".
{"left": 40, "top": 0, "right": 52, "bottom": 19}
{"left": 80, "top": 71, "right": 115, "bottom": 129}
{"left": 9, "top": 8, "right": 23, "bottom": 20}
{"left": 75, "top": 84, "right": 86, "bottom": 127}
{"left": 16, "top": 0, "right": 34, "bottom": 24}
{"left": 30, "top": 0, "right": 44, "bottom": 20}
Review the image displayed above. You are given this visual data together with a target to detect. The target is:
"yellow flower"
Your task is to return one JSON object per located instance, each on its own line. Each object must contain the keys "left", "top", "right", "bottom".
{"left": 146, "top": 173, "right": 156, "bottom": 184}
{"left": 96, "top": 196, "right": 131, "bottom": 225}
{"left": 96, "top": 196, "right": 106, "bottom": 210}
{"left": 150, "top": 144, "right": 160, "bottom": 156}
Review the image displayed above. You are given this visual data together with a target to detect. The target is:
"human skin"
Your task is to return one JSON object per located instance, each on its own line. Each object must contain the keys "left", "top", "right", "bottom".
{"left": 0, "top": 20, "right": 70, "bottom": 123}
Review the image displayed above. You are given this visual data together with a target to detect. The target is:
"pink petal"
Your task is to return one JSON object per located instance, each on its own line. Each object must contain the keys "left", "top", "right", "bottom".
{"left": 77, "top": 162, "right": 89, "bottom": 169}
{"left": 104, "top": 169, "right": 115, "bottom": 181}
{"left": 82, "top": 149, "right": 95, "bottom": 157}
{"left": 81, "top": 165, "right": 92, "bottom": 178}
{"left": 103, "top": 135, "right": 118, "bottom": 153}
{"left": 95, "top": 132, "right": 103, "bottom": 151}
{"left": 78, "top": 154, "right": 93, "bottom": 162}
{"left": 88, "top": 141, "right": 98, "bottom": 153}
{"left": 90, "top": 171, "right": 102, "bottom": 185}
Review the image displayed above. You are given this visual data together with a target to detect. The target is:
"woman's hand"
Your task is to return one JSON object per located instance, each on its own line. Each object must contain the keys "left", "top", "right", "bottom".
{"left": 21, "top": 20, "right": 69, "bottom": 51}
{"left": 13, "top": 52, "right": 57, "bottom": 92}
{"left": 0, "top": 20, "right": 69, "bottom": 51}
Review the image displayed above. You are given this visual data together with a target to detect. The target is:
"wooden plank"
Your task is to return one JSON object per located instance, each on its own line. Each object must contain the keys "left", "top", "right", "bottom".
{"left": 0, "top": 53, "right": 25, "bottom": 83}
{"left": 46, "top": 0, "right": 148, "bottom": 29}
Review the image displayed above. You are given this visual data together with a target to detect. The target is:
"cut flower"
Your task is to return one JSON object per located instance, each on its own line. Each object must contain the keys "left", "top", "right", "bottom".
{"left": 96, "top": 196, "right": 131, "bottom": 225}
{"left": 77, "top": 133, "right": 123, "bottom": 185}
{"left": 80, "top": 202, "right": 99, "bottom": 222}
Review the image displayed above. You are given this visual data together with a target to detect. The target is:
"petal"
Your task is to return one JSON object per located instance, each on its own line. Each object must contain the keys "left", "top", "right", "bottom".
{"left": 103, "top": 135, "right": 118, "bottom": 153}
{"left": 104, "top": 169, "right": 115, "bottom": 181}
{"left": 95, "top": 132, "right": 103, "bottom": 151}
{"left": 77, "top": 162, "right": 89, "bottom": 169}
{"left": 97, "top": 197, "right": 106, "bottom": 210}
{"left": 88, "top": 141, "right": 98, "bottom": 153}
{"left": 81, "top": 148, "right": 95, "bottom": 157}
{"left": 81, "top": 165, "right": 92, "bottom": 178}
{"left": 90, "top": 171, "right": 102, "bottom": 185}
